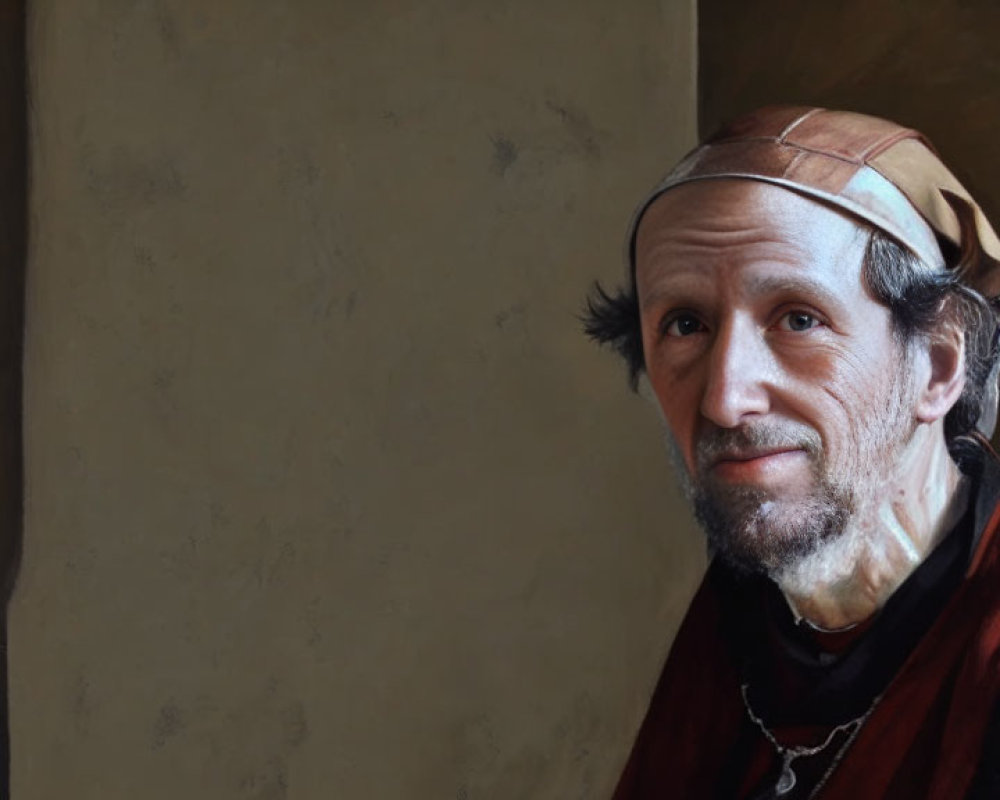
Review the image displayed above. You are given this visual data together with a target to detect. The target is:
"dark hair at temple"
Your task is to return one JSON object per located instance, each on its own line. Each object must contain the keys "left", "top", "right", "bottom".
{"left": 583, "top": 228, "right": 1000, "bottom": 444}
{"left": 581, "top": 282, "right": 643, "bottom": 391}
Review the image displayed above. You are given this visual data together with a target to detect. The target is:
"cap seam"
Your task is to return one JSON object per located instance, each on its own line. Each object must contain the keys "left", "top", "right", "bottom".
{"left": 859, "top": 128, "right": 923, "bottom": 161}
{"left": 777, "top": 107, "right": 825, "bottom": 141}
{"left": 703, "top": 137, "right": 865, "bottom": 166}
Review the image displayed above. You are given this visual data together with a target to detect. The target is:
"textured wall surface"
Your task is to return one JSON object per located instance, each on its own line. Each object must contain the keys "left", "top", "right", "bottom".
{"left": 700, "top": 0, "right": 1000, "bottom": 227}
{"left": 12, "top": 2, "right": 698, "bottom": 797}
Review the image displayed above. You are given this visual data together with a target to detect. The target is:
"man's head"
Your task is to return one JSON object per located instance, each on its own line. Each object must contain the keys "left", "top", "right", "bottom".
{"left": 586, "top": 106, "right": 1000, "bottom": 577}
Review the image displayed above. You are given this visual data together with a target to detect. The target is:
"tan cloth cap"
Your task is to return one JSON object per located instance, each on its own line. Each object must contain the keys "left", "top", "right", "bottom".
{"left": 630, "top": 106, "right": 1000, "bottom": 298}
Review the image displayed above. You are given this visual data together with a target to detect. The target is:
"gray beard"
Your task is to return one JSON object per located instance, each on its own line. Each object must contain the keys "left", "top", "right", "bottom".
{"left": 691, "top": 477, "right": 853, "bottom": 576}
{"left": 666, "top": 421, "right": 855, "bottom": 576}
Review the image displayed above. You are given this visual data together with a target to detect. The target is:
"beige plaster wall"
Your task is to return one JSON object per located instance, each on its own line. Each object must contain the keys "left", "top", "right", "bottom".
{"left": 12, "top": 2, "right": 699, "bottom": 797}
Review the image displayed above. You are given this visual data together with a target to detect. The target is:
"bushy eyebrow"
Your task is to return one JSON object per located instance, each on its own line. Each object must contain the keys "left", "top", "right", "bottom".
{"left": 742, "top": 274, "right": 846, "bottom": 313}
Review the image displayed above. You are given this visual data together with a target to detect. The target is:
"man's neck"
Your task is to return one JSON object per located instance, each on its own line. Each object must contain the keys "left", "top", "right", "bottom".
{"left": 775, "top": 423, "right": 970, "bottom": 631}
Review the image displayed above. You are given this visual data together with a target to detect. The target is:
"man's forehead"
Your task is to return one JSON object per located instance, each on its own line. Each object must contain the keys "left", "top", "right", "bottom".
{"left": 635, "top": 179, "right": 870, "bottom": 270}
{"left": 634, "top": 182, "right": 876, "bottom": 322}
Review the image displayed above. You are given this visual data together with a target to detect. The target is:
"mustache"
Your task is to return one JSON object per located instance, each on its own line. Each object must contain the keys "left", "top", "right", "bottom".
{"left": 694, "top": 422, "right": 822, "bottom": 473}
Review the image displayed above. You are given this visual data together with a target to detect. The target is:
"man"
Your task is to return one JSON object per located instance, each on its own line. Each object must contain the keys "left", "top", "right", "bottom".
{"left": 585, "top": 106, "right": 1000, "bottom": 799}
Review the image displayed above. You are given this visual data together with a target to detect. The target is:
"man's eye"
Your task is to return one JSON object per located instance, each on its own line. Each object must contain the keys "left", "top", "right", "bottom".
{"left": 779, "top": 311, "right": 820, "bottom": 332}
{"left": 664, "top": 314, "right": 705, "bottom": 337}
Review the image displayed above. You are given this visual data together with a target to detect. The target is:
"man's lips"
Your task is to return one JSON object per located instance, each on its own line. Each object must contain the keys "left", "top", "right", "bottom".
{"left": 712, "top": 447, "right": 802, "bottom": 466}
{"left": 708, "top": 448, "right": 807, "bottom": 482}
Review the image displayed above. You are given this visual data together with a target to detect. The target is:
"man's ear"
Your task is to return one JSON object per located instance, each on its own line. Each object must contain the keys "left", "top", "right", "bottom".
{"left": 915, "top": 314, "right": 966, "bottom": 424}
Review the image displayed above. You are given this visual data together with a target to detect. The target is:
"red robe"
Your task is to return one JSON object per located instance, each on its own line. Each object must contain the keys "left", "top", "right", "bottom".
{"left": 613, "top": 488, "right": 1000, "bottom": 799}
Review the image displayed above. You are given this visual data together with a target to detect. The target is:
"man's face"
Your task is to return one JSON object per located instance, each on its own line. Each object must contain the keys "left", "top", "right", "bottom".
{"left": 635, "top": 180, "right": 920, "bottom": 575}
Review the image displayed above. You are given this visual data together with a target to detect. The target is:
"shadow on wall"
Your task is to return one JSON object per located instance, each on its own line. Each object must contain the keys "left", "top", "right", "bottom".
{"left": 0, "top": 0, "right": 27, "bottom": 796}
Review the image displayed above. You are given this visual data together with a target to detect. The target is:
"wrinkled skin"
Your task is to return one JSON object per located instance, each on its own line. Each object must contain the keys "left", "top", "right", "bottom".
{"left": 635, "top": 180, "right": 968, "bottom": 630}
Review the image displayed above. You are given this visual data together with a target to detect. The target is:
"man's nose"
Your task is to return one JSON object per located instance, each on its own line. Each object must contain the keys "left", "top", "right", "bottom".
{"left": 699, "top": 322, "right": 771, "bottom": 428}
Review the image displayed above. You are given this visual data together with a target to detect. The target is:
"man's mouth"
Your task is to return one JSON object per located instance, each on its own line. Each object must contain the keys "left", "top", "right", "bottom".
{"left": 709, "top": 448, "right": 807, "bottom": 482}
{"left": 714, "top": 447, "right": 801, "bottom": 464}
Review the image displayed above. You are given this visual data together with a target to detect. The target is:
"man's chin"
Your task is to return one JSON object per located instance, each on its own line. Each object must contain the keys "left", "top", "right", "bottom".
{"left": 693, "top": 487, "right": 852, "bottom": 576}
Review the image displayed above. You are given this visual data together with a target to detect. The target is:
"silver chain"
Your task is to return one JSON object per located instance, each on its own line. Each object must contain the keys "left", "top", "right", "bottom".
{"left": 740, "top": 683, "right": 882, "bottom": 798}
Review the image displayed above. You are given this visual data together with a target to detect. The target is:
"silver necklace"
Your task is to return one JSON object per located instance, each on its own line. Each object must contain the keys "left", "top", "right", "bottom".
{"left": 740, "top": 683, "right": 881, "bottom": 798}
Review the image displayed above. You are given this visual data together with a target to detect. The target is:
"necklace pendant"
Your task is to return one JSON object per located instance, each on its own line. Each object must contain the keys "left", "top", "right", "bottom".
{"left": 775, "top": 755, "right": 797, "bottom": 796}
